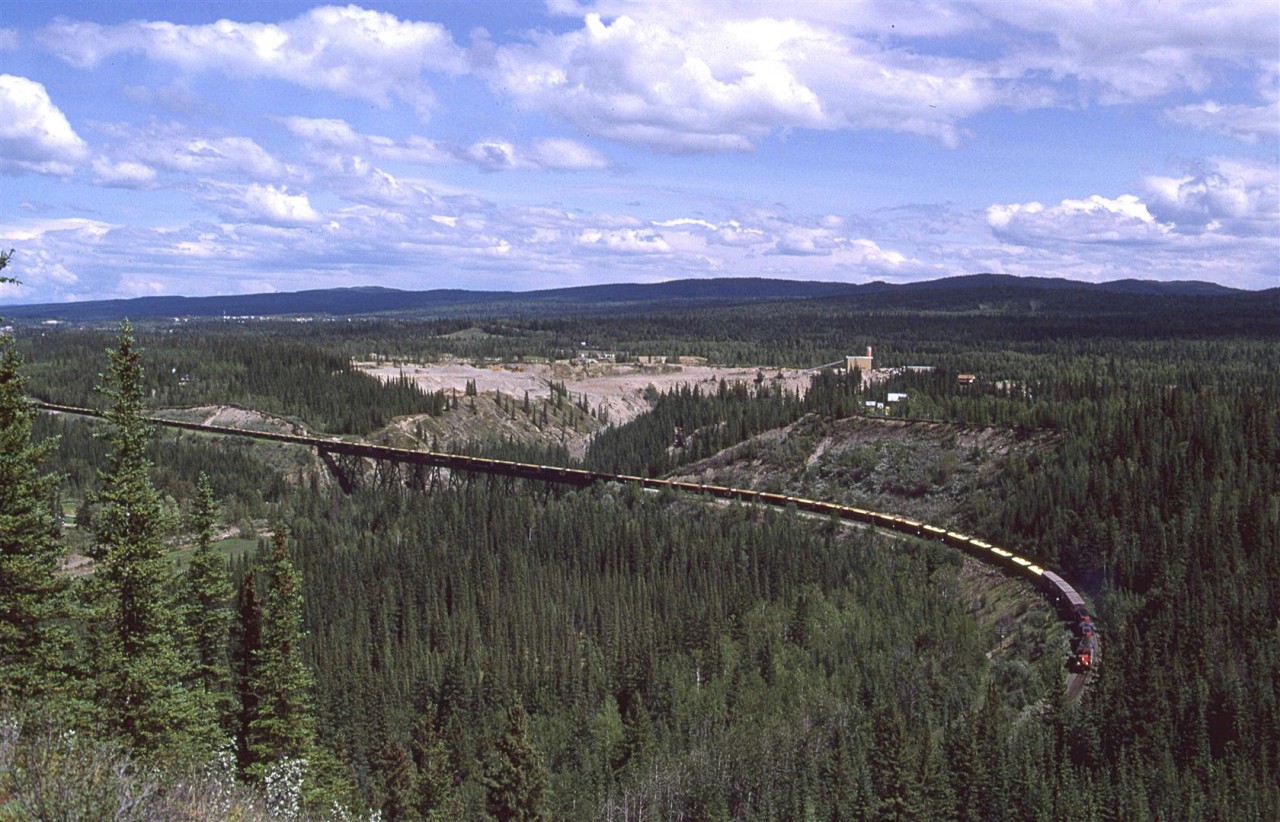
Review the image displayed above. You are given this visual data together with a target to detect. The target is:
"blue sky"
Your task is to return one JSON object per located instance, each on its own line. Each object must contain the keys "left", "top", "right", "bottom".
{"left": 1, "top": 0, "right": 1276, "bottom": 304}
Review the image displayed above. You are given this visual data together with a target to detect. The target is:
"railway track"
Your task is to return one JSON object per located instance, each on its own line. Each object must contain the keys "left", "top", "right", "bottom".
{"left": 35, "top": 400, "right": 1098, "bottom": 693}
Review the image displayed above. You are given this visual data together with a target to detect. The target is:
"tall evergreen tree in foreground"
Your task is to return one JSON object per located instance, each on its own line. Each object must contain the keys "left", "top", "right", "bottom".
{"left": 184, "top": 472, "right": 235, "bottom": 726}
{"left": 245, "top": 525, "right": 316, "bottom": 779}
{"left": 0, "top": 249, "right": 73, "bottom": 709}
{"left": 234, "top": 568, "right": 263, "bottom": 775}
{"left": 85, "top": 321, "right": 216, "bottom": 757}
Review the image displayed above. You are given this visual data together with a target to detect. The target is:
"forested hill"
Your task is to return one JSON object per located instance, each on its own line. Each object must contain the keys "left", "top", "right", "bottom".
{"left": 0, "top": 273, "right": 1256, "bottom": 322}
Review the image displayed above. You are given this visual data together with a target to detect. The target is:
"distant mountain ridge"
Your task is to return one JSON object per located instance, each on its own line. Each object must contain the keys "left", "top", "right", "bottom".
{"left": 0, "top": 274, "right": 1258, "bottom": 322}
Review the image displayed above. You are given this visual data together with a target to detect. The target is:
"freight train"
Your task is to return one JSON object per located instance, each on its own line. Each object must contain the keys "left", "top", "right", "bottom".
{"left": 36, "top": 401, "right": 1097, "bottom": 674}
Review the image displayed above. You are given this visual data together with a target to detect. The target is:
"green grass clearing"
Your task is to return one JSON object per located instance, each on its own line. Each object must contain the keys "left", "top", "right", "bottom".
{"left": 167, "top": 536, "right": 259, "bottom": 568}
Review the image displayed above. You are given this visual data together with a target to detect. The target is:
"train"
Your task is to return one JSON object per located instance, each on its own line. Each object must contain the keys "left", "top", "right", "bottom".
{"left": 36, "top": 400, "right": 1097, "bottom": 674}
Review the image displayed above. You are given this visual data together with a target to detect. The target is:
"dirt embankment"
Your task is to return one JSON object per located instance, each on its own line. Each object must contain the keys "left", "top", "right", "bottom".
{"left": 358, "top": 360, "right": 813, "bottom": 425}
{"left": 152, "top": 404, "right": 305, "bottom": 434}
{"left": 672, "top": 413, "right": 1058, "bottom": 530}
{"left": 357, "top": 359, "right": 815, "bottom": 458}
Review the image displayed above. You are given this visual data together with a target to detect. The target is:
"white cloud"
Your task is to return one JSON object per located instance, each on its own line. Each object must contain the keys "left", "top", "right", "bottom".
{"left": 982, "top": 170, "right": 1279, "bottom": 288}
{"left": 771, "top": 226, "right": 839, "bottom": 256}
{"left": 576, "top": 227, "right": 671, "bottom": 254}
{"left": 1165, "top": 99, "right": 1280, "bottom": 143}
{"left": 0, "top": 217, "right": 112, "bottom": 244}
{"left": 42, "top": 6, "right": 467, "bottom": 115}
{"left": 0, "top": 28, "right": 18, "bottom": 50}
{"left": 0, "top": 75, "right": 87, "bottom": 176}
{"left": 464, "top": 137, "right": 610, "bottom": 171}
{"left": 92, "top": 157, "right": 157, "bottom": 188}
{"left": 281, "top": 116, "right": 455, "bottom": 167}
{"left": 988, "top": 194, "right": 1168, "bottom": 245}
{"left": 243, "top": 184, "right": 322, "bottom": 226}
{"left": 315, "top": 157, "right": 439, "bottom": 210}
{"left": 0, "top": 219, "right": 113, "bottom": 301}
{"left": 160, "top": 135, "right": 294, "bottom": 180}
{"left": 285, "top": 123, "right": 605, "bottom": 174}
{"left": 494, "top": 2, "right": 1278, "bottom": 153}
{"left": 95, "top": 122, "right": 299, "bottom": 184}
{"left": 987, "top": 0, "right": 1279, "bottom": 103}
{"left": 528, "top": 138, "right": 609, "bottom": 171}
{"left": 1143, "top": 157, "right": 1280, "bottom": 237}
{"left": 489, "top": 11, "right": 989, "bottom": 152}
{"left": 466, "top": 140, "right": 519, "bottom": 171}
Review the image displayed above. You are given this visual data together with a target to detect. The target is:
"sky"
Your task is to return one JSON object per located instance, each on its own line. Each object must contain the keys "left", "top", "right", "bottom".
{"left": 0, "top": 0, "right": 1277, "bottom": 305}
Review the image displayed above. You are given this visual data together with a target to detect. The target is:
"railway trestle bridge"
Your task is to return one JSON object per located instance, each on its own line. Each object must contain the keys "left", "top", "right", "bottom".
{"left": 36, "top": 400, "right": 1097, "bottom": 696}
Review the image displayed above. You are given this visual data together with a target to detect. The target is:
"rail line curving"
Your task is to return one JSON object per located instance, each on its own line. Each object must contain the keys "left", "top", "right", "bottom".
{"left": 35, "top": 400, "right": 1097, "bottom": 692}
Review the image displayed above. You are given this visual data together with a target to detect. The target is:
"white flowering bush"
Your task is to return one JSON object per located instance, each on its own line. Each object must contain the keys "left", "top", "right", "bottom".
{"left": 263, "top": 756, "right": 308, "bottom": 820}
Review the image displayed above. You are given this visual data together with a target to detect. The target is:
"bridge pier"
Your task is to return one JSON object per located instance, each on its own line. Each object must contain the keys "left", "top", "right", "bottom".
{"left": 319, "top": 448, "right": 365, "bottom": 494}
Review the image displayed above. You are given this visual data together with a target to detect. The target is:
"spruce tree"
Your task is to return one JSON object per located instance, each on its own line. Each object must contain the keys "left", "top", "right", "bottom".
{"left": 612, "top": 692, "right": 656, "bottom": 776}
{"left": 380, "top": 740, "right": 419, "bottom": 821}
{"left": 183, "top": 472, "right": 234, "bottom": 726}
{"left": 411, "top": 704, "right": 463, "bottom": 820}
{"left": 234, "top": 569, "right": 263, "bottom": 775}
{"left": 245, "top": 525, "right": 316, "bottom": 779}
{"left": 482, "top": 700, "right": 551, "bottom": 821}
{"left": 0, "top": 259, "right": 74, "bottom": 709}
{"left": 86, "top": 320, "right": 216, "bottom": 758}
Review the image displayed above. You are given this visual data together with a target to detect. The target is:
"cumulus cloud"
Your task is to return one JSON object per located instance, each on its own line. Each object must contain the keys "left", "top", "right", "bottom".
{"left": 983, "top": 169, "right": 1279, "bottom": 288}
{"left": 156, "top": 135, "right": 295, "bottom": 180}
{"left": 490, "top": 2, "right": 1279, "bottom": 153}
{"left": 987, "top": 194, "right": 1168, "bottom": 246}
{"left": 0, "top": 75, "right": 87, "bottom": 176}
{"left": 465, "top": 137, "right": 609, "bottom": 171}
{"left": 527, "top": 138, "right": 610, "bottom": 171}
{"left": 42, "top": 5, "right": 467, "bottom": 115}
{"left": 465, "top": 141, "right": 520, "bottom": 171}
{"left": 281, "top": 116, "right": 455, "bottom": 165}
{"left": 316, "top": 157, "right": 441, "bottom": 210}
{"left": 1143, "top": 157, "right": 1279, "bottom": 237}
{"left": 489, "top": 11, "right": 988, "bottom": 152}
{"left": 242, "top": 184, "right": 322, "bottom": 226}
{"left": 576, "top": 227, "right": 671, "bottom": 254}
{"left": 91, "top": 157, "right": 158, "bottom": 188}
{"left": 985, "top": 0, "right": 1279, "bottom": 103}
{"left": 283, "top": 116, "right": 604, "bottom": 174}
{"left": 0, "top": 218, "right": 112, "bottom": 301}
{"left": 1165, "top": 99, "right": 1280, "bottom": 143}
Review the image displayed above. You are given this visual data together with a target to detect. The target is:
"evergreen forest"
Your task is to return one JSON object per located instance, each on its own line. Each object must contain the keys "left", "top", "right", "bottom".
{"left": 2, "top": 267, "right": 1278, "bottom": 819}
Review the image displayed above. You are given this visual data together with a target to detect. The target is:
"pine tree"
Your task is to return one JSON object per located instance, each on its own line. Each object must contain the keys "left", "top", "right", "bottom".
{"left": 245, "top": 525, "right": 316, "bottom": 779}
{"left": 482, "top": 700, "right": 551, "bottom": 821}
{"left": 183, "top": 472, "right": 234, "bottom": 727}
{"left": 0, "top": 306, "right": 73, "bottom": 709}
{"left": 85, "top": 321, "right": 216, "bottom": 758}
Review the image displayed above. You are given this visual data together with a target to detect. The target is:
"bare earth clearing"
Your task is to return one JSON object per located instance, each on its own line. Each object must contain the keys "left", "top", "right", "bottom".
{"left": 357, "top": 360, "right": 814, "bottom": 425}
{"left": 357, "top": 359, "right": 814, "bottom": 457}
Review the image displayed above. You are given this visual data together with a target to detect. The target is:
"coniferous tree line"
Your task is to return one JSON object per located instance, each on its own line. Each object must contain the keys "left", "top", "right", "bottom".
{"left": 578, "top": 320, "right": 1280, "bottom": 818}
{"left": 279, "top": 479, "right": 1021, "bottom": 818}
{"left": 17, "top": 327, "right": 450, "bottom": 434}
{"left": 3, "top": 273, "right": 1278, "bottom": 817}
